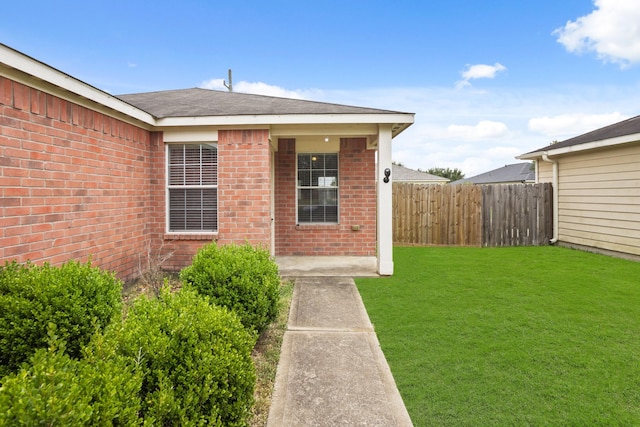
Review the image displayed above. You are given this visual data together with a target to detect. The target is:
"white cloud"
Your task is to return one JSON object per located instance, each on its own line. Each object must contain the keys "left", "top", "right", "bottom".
{"left": 456, "top": 63, "right": 506, "bottom": 88}
{"left": 200, "top": 78, "right": 227, "bottom": 90}
{"left": 446, "top": 120, "right": 509, "bottom": 140}
{"left": 554, "top": 0, "right": 640, "bottom": 67}
{"left": 528, "top": 112, "right": 628, "bottom": 139}
{"left": 486, "top": 145, "right": 523, "bottom": 160}
{"left": 200, "top": 78, "right": 307, "bottom": 99}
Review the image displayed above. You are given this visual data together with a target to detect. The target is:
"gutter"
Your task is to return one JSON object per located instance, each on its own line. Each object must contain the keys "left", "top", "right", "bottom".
{"left": 541, "top": 153, "right": 559, "bottom": 244}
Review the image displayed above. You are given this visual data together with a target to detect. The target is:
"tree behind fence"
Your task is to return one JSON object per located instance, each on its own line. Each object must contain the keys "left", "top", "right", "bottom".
{"left": 392, "top": 183, "right": 553, "bottom": 247}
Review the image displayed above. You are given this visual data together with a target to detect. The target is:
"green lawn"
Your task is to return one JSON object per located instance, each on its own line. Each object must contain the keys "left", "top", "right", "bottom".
{"left": 356, "top": 246, "right": 640, "bottom": 426}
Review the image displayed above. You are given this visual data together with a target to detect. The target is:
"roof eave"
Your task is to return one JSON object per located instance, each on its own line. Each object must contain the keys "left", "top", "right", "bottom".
{"left": 1, "top": 43, "right": 415, "bottom": 136}
{"left": 0, "top": 43, "right": 155, "bottom": 126}
{"left": 518, "top": 132, "right": 640, "bottom": 160}
{"left": 155, "top": 113, "right": 415, "bottom": 137}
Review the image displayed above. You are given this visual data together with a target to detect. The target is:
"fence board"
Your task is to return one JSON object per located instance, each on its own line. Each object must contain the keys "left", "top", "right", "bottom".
{"left": 393, "top": 183, "right": 552, "bottom": 247}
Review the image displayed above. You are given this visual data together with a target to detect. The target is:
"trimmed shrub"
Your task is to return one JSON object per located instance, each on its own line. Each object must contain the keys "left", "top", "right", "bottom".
{"left": 107, "top": 287, "right": 256, "bottom": 426}
{"left": 0, "top": 260, "right": 123, "bottom": 378}
{"left": 180, "top": 242, "right": 280, "bottom": 334}
{"left": 79, "top": 331, "right": 145, "bottom": 426}
{"left": 0, "top": 327, "right": 142, "bottom": 426}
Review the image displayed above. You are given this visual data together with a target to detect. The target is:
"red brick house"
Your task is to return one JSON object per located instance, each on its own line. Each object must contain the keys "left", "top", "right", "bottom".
{"left": 0, "top": 44, "right": 413, "bottom": 280}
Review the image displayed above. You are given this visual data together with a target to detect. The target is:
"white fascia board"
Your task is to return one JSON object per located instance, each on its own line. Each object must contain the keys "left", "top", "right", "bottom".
{"left": 518, "top": 133, "right": 640, "bottom": 160}
{"left": 517, "top": 152, "right": 544, "bottom": 160}
{"left": 155, "top": 113, "right": 415, "bottom": 128}
{"left": 0, "top": 44, "right": 155, "bottom": 126}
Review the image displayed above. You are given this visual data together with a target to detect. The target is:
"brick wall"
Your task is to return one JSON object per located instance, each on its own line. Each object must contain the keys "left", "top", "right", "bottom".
{"left": 217, "top": 129, "right": 272, "bottom": 245}
{"left": 274, "top": 137, "right": 376, "bottom": 256}
{"left": 0, "top": 77, "right": 152, "bottom": 281}
{"left": 0, "top": 73, "right": 377, "bottom": 278}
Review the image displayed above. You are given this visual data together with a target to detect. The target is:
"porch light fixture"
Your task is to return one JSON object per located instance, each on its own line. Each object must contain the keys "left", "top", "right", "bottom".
{"left": 324, "top": 137, "right": 330, "bottom": 143}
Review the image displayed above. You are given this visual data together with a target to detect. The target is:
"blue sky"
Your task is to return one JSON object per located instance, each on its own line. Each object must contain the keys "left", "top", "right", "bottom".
{"left": 3, "top": 0, "right": 640, "bottom": 176}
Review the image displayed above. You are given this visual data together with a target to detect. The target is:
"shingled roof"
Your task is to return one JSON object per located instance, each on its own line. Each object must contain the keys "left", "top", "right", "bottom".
{"left": 392, "top": 164, "right": 449, "bottom": 183}
{"left": 451, "top": 162, "right": 535, "bottom": 185}
{"left": 523, "top": 114, "right": 640, "bottom": 155}
{"left": 117, "top": 88, "right": 406, "bottom": 118}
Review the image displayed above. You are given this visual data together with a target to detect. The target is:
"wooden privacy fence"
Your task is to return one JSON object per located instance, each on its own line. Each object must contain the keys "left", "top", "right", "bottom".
{"left": 392, "top": 182, "right": 553, "bottom": 247}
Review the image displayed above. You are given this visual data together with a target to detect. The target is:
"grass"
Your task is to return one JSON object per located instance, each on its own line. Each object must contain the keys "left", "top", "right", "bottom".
{"left": 356, "top": 246, "right": 640, "bottom": 426}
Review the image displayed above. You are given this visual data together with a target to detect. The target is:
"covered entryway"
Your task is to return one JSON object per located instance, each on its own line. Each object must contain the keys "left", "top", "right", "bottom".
{"left": 271, "top": 121, "right": 408, "bottom": 276}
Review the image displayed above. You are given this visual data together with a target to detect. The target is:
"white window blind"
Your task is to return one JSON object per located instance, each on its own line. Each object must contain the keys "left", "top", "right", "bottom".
{"left": 167, "top": 144, "right": 218, "bottom": 232}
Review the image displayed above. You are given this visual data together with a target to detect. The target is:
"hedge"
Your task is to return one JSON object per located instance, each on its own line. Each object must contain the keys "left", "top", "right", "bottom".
{"left": 0, "top": 260, "right": 122, "bottom": 378}
{"left": 180, "top": 242, "right": 280, "bottom": 334}
{"left": 0, "top": 327, "right": 143, "bottom": 426}
{"left": 106, "top": 287, "right": 256, "bottom": 426}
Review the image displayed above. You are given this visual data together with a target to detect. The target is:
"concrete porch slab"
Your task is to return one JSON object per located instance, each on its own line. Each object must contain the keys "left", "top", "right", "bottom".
{"left": 275, "top": 256, "right": 378, "bottom": 277}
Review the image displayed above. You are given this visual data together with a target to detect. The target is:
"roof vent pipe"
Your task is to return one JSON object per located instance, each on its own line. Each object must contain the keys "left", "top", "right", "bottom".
{"left": 541, "top": 152, "right": 559, "bottom": 244}
{"left": 223, "top": 69, "right": 233, "bottom": 92}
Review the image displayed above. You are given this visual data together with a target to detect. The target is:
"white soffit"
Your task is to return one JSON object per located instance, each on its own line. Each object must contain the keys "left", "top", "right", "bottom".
{"left": 269, "top": 123, "right": 379, "bottom": 137}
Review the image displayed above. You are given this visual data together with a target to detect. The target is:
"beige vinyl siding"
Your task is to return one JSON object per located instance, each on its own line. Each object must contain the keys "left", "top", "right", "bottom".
{"left": 537, "top": 161, "right": 554, "bottom": 183}
{"left": 556, "top": 143, "right": 640, "bottom": 256}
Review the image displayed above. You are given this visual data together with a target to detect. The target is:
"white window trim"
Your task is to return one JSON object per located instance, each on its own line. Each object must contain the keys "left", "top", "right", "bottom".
{"left": 165, "top": 142, "right": 219, "bottom": 234}
{"left": 296, "top": 152, "right": 340, "bottom": 225}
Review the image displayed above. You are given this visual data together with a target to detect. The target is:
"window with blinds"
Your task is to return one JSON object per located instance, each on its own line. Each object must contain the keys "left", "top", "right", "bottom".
{"left": 297, "top": 153, "right": 338, "bottom": 223}
{"left": 167, "top": 144, "right": 218, "bottom": 232}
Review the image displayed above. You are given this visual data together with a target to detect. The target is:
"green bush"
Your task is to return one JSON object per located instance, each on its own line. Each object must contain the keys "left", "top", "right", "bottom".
{"left": 180, "top": 242, "right": 280, "bottom": 334}
{"left": 79, "top": 331, "right": 145, "bottom": 426}
{"left": 0, "top": 327, "right": 142, "bottom": 426}
{"left": 0, "top": 260, "right": 123, "bottom": 378}
{"left": 107, "top": 287, "right": 256, "bottom": 426}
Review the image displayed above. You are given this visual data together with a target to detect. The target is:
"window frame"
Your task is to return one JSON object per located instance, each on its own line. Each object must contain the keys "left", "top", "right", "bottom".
{"left": 165, "top": 143, "right": 218, "bottom": 234}
{"left": 296, "top": 152, "right": 339, "bottom": 225}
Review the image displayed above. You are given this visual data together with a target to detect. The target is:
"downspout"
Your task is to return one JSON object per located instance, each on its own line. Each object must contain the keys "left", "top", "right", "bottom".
{"left": 541, "top": 152, "right": 559, "bottom": 244}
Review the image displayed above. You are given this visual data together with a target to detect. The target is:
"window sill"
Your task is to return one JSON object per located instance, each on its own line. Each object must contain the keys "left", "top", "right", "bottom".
{"left": 295, "top": 224, "right": 340, "bottom": 231}
{"left": 164, "top": 233, "right": 218, "bottom": 241}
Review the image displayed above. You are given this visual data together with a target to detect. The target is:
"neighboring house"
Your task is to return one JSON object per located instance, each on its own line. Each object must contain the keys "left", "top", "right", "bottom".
{"left": 518, "top": 115, "right": 640, "bottom": 258}
{"left": 450, "top": 162, "right": 535, "bottom": 185}
{"left": 0, "top": 44, "right": 414, "bottom": 279}
{"left": 392, "top": 164, "right": 449, "bottom": 184}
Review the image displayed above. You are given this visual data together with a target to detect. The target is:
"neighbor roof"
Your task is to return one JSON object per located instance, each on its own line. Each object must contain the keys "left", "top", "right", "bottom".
{"left": 521, "top": 114, "right": 640, "bottom": 157}
{"left": 451, "top": 162, "right": 535, "bottom": 185}
{"left": 117, "top": 88, "right": 406, "bottom": 118}
{"left": 392, "top": 164, "right": 449, "bottom": 183}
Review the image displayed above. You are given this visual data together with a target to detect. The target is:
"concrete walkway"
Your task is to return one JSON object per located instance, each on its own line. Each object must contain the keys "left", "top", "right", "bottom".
{"left": 267, "top": 276, "right": 413, "bottom": 426}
